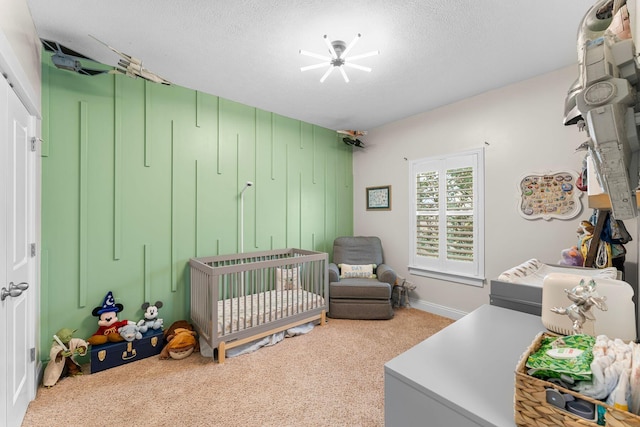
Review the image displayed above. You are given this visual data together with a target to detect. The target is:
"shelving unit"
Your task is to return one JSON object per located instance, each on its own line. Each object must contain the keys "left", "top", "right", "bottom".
{"left": 587, "top": 190, "right": 640, "bottom": 210}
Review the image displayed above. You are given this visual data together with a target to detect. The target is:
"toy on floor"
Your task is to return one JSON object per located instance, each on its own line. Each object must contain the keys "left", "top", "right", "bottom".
{"left": 137, "top": 300, "right": 164, "bottom": 333}
{"left": 392, "top": 276, "right": 416, "bottom": 308}
{"left": 87, "top": 291, "right": 133, "bottom": 346}
{"left": 160, "top": 320, "right": 199, "bottom": 360}
{"left": 42, "top": 328, "right": 89, "bottom": 387}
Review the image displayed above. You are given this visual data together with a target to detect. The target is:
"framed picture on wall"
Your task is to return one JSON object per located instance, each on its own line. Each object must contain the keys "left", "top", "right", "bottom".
{"left": 366, "top": 185, "right": 391, "bottom": 210}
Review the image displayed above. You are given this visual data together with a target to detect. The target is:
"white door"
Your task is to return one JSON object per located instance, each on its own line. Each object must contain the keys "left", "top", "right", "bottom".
{"left": 0, "top": 75, "right": 36, "bottom": 427}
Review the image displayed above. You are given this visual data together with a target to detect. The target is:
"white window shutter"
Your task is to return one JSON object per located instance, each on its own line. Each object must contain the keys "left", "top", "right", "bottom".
{"left": 409, "top": 149, "right": 484, "bottom": 286}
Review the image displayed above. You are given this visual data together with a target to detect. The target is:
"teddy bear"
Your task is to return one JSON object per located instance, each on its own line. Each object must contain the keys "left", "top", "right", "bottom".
{"left": 159, "top": 320, "right": 199, "bottom": 360}
{"left": 42, "top": 328, "right": 88, "bottom": 387}
{"left": 136, "top": 301, "right": 164, "bottom": 333}
{"left": 86, "top": 291, "right": 134, "bottom": 346}
{"left": 118, "top": 323, "right": 142, "bottom": 342}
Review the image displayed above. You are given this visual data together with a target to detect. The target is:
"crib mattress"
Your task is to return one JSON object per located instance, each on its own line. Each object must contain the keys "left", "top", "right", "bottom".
{"left": 217, "top": 289, "right": 325, "bottom": 336}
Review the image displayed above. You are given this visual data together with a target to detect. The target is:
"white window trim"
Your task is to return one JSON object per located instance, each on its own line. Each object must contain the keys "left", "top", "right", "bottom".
{"left": 408, "top": 148, "right": 485, "bottom": 287}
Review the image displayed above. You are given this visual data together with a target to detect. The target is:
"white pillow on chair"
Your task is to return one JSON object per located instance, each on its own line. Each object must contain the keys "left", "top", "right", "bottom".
{"left": 339, "top": 263, "right": 377, "bottom": 279}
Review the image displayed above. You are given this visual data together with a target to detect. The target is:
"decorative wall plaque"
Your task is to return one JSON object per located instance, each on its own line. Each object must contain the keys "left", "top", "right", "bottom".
{"left": 517, "top": 171, "right": 582, "bottom": 220}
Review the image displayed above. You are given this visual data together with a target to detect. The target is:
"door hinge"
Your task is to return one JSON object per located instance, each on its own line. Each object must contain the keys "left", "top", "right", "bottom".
{"left": 30, "top": 347, "right": 36, "bottom": 362}
{"left": 30, "top": 137, "right": 42, "bottom": 152}
{"left": 30, "top": 243, "right": 36, "bottom": 257}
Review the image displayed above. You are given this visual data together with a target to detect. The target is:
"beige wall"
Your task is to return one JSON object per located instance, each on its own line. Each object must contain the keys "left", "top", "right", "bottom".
{"left": 353, "top": 65, "right": 638, "bottom": 318}
{"left": 0, "top": 0, "right": 41, "bottom": 113}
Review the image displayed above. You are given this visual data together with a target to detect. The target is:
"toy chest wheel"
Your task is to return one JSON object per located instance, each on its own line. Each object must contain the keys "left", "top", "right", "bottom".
{"left": 90, "top": 328, "right": 163, "bottom": 374}
{"left": 514, "top": 332, "right": 640, "bottom": 426}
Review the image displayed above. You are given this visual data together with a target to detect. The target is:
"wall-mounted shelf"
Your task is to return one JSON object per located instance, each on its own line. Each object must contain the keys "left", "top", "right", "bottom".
{"left": 587, "top": 190, "right": 640, "bottom": 210}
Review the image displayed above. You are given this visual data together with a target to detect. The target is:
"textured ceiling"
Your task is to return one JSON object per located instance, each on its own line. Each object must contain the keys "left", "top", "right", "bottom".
{"left": 26, "top": 0, "right": 594, "bottom": 131}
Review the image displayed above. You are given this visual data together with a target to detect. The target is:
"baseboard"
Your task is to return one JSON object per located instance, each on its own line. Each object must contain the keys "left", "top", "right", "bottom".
{"left": 407, "top": 298, "right": 468, "bottom": 320}
{"left": 33, "top": 360, "right": 43, "bottom": 395}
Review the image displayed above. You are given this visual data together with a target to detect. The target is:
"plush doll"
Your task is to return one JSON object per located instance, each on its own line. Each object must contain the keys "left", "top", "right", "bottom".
{"left": 160, "top": 328, "right": 198, "bottom": 360}
{"left": 160, "top": 320, "right": 199, "bottom": 360}
{"left": 118, "top": 323, "right": 142, "bottom": 342}
{"left": 558, "top": 246, "right": 584, "bottom": 267}
{"left": 578, "top": 220, "right": 595, "bottom": 264}
{"left": 137, "top": 301, "right": 164, "bottom": 333}
{"left": 42, "top": 328, "right": 88, "bottom": 387}
{"left": 86, "top": 291, "right": 133, "bottom": 346}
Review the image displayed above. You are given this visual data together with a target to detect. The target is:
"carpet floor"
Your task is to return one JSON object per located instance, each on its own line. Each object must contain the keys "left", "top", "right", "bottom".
{"left": 22, "top": 307, "right": 454, "bottom": 427}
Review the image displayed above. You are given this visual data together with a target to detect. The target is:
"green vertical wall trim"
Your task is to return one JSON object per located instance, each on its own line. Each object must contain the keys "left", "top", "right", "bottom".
{"left": 253, "top": 110, "right": 258, "bottom": 249}
{"left": 195, "top": 160, "right": 199, "bottom": 256}
{"left": 41, "top": 57, "right": 50, "bottom": 157}
{"left": 324, "top": 154, "right": 328, "bottom": 253}
{"left": 113, "top": 76, "right": 122, "bottom": 261}
{"left": 41, "top": 139, "right": 50, "bottom": 157}
{"left": 79, "top": 100, "right": 88, "bottom": 308}
{"left": 299, "top": 172, "right": 303, "bottom": 248}
{"left": 171, "top": 120, "right": 177, "bottom": 292}
{"left": 285, "top": 144, "right": 289, "bottom": 246}
{"left": 144, "top": 244, "right": 151, "bottom": 302}
{"left": 300, "top": 122, "right": 304, "bottom": 150}
{"left": 217, "top": 97, "right": 222, "bottom": 175}
{"left": 236, "top": 134, "right": 240, "bottom": 252}
{"left": 144, "top": 81, "right": 151, "bottom": 167}
{"left": 336, "top": 158, "right": 340, "bottom": 234}
{"left": 271, "top": 113, "right": 275, "bottom": 180}
{"left": 344, "top": 147, "right": 350, "bottom": 188}
{"left": 195, "top": 91, "right": 201, "bottom": 128}
{"left": 312, "top": 126, "right": 316, "bottom": 184}
{"left": 41, "top": 248, "right": 49, "bottom": 330}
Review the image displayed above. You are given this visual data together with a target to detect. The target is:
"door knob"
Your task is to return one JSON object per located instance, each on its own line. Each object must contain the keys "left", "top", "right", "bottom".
{"left": 1, "top": 281, "right": 29, "bottom": 301}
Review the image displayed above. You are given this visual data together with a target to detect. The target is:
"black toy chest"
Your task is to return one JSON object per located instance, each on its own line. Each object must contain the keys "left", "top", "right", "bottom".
{"left": 90, "top": 329, "right": 163, "bottom": 373}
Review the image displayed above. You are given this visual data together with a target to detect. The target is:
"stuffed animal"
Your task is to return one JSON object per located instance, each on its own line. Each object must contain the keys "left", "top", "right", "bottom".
{"left": 578, "top": 220, "right": 596, "bottom": 264}
{"left": 137, "top": 301, "right": 164, "bottom": 333}
{"left": 42, "top": 328, "right": 88, "bottom": 387}
{"left": 160, "top": 320, "right": 199, "bottom": 360}
{"left": 559, "top": 246, "right": 584, "bottom": 267}
{"left": 86, "top": 291, "right": 133, "bottom": 346}
{"left": 118, "top": 323, "right": 142, "bottom": 342}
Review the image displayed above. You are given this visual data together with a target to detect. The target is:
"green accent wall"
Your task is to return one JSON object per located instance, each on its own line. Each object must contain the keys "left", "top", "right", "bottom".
{"left": 40, "top": 57, "right": 353, "bottom": 359}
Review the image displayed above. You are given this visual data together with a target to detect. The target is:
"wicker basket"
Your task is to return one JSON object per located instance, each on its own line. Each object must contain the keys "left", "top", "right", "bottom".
{"left": 514, "top": 332, "right": 640, "bottom": 427}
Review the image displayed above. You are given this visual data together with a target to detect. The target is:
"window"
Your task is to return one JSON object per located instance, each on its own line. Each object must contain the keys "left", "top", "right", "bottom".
{"left": 409, "top": 148, "right": 485, "bottom": 286}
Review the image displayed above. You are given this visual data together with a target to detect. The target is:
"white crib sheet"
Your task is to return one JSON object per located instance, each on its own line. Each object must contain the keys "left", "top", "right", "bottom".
{"left": 217, "top": 289, "right": 324, "bottom": 336}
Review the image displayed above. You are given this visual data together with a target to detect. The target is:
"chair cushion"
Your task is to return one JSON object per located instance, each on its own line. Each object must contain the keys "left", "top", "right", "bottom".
{"left": 333, "top": 236, "right": 384, "bottom": 266}
{"left": 330, "top": 278, "right": 391, "bottom": 300}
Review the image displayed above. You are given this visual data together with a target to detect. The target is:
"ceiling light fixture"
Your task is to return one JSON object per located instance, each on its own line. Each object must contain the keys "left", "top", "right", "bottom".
{"left": 299, "top": 34, "right": 379, "bottom": 83}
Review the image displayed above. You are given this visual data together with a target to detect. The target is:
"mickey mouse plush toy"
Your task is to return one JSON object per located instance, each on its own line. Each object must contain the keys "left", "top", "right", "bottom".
{"left": 87, "top": 291, "right": 133, "bottom": 346}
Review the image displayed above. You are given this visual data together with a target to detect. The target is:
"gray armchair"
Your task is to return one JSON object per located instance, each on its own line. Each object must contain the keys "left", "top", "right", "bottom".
{"left": 328, "top": 236, "right": 396, "bottom": 319}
